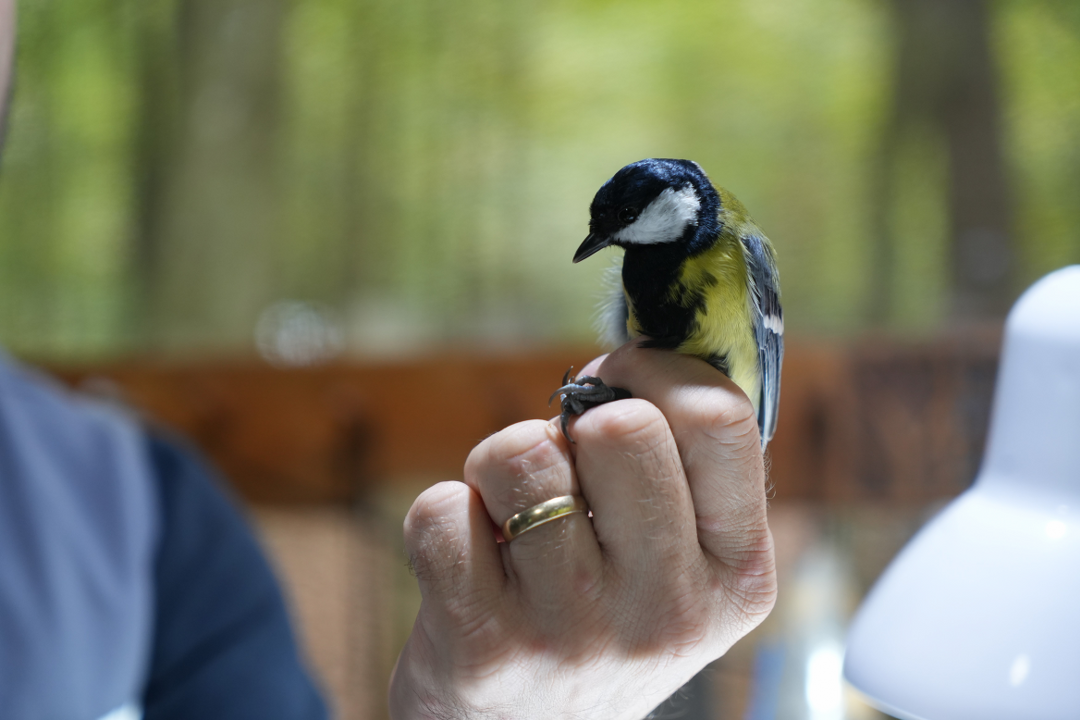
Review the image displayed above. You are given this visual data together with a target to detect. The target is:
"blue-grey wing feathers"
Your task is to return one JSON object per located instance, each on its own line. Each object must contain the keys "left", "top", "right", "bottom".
{"left": 742, "top": 234, "right": 783, "bottom": 448}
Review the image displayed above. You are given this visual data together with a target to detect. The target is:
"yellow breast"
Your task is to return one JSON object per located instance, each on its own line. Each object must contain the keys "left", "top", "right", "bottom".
{"left": 625, "top": 239, "right": 760, "bottom": 410}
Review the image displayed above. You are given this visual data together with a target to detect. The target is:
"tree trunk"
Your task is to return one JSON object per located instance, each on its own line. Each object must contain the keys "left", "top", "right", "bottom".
{"left": 869, "top": 0, "right": 1013, "bottom": 325}
{"left": 134, "top": 0, "right": 286, "bottom": 352}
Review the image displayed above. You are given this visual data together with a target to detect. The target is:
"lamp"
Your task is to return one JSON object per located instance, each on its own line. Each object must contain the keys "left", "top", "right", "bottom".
{"left": 843, "top": 266, "right": 1080, "bottom": 720}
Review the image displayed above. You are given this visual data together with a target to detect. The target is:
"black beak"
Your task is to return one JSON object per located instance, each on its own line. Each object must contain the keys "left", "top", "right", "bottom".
{"left": 573, "top": 233, "right": 613, "bottom": 263}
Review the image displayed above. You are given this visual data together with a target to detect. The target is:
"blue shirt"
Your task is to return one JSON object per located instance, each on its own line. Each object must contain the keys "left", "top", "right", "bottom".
{"left": 0, "top": 354, "right": 329, "bottom": 720}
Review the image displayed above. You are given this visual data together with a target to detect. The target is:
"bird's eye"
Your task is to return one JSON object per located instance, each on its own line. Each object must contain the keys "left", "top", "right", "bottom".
{"left": 618, "top": 207, "right": 638, "bottom": 224}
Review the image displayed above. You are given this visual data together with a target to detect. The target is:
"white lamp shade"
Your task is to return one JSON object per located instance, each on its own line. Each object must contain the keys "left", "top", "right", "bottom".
{"left": 843, "top": 266, "right": 1080, "bottom": 720}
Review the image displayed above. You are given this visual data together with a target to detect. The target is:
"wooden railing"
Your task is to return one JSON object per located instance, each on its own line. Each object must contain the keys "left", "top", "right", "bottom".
{"left": 49, "top": 336, "right": 1001, "bottom": 506}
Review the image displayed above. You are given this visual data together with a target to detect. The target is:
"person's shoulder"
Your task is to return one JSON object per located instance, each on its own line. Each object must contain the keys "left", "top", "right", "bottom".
{"left": 0, "top": 350, "right": 141, "bottom": 438}
{"left": 0, "top": 349, "right": 158, "bottom": 558}
{"left": 0, "top": 351, "right": 160, "bottom": 719}
{"left": 0, "top": 352, "right": 157, "bottom": 517}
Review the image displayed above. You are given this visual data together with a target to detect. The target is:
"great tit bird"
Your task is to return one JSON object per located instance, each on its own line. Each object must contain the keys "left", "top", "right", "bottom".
{"left": 555, "top": 158, "right": 783, "bottom": 449}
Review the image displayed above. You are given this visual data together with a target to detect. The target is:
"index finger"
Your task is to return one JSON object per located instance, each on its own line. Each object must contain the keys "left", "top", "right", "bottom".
{"left": 591, "top": 343, "right": 771, "bottom": 573}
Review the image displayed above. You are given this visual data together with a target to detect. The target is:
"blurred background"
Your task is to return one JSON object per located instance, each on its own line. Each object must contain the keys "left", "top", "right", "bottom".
{"left": 2, "top": 0, "right": 1078, "bottom": 718}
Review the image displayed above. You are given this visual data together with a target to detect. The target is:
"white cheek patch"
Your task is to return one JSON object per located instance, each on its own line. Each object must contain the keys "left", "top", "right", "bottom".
{"left": 613, "top": 185, "right": 700, "bottom": 245}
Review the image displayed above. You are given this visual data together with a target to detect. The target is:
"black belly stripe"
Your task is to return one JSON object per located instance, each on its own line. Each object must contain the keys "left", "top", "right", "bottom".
{"left": 622, "top": 245, "right": 703, "bottom": 349}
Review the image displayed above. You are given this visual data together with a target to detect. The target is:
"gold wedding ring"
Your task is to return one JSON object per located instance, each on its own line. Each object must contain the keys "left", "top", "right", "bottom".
{"left": 502, "top": 495, "right": 590, "bottom": 542}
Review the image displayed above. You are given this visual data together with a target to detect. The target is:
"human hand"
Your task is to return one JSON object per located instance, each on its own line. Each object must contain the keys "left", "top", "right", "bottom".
{"left": 389, "top": 341, "right": 777, "bottom": 719}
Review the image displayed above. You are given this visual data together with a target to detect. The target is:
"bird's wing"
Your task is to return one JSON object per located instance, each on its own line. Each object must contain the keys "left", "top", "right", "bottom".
{"left": 741, "top": 233, "right": 783, "bottom": 447}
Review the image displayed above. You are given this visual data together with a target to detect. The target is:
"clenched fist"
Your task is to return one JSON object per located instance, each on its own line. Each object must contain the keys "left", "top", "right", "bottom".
{"left": 390, "top": 341, "right": 777, "bottom": 720}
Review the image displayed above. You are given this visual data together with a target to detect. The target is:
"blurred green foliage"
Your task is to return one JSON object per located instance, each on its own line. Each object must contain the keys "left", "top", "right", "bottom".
{"left": 0, "top": 0, "right": 1077, "bottom": 360}
{"left": 997, "top": 1, "right": 1080, "bottom": 281}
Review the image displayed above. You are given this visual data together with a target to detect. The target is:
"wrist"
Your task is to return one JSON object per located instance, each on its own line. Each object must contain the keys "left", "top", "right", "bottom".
{"left": 389, "top": 634, "right": 493, "bottom": 720}
{"left": 389, "top": 638, "right": 449, "bottom": 720}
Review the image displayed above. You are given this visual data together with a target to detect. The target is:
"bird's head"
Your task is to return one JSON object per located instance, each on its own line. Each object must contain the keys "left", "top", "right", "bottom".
{"left": 574, "top": 158, "right": 720, "bottom": 263}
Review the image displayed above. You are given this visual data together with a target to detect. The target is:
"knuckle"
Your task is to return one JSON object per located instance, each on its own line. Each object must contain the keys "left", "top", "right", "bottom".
{"left": 442, "top": 587, "right": 503, "bottom": 644}
{"left": 403, "top": 482, "right": 469, "bottom": 575}
{"left": 714, "top": 525, "right": 778, "bottom": 620}
{"left": 688, "top": 386, "right": 759, "bottom": 447}
{"left": 467, "top": 421, "right": 573, "bottom": 514}
{"left": 404, "top": 482, "right": 466, "bottom": 539}
{"left": 661, "top": 604, "right": 711, "bottom": 659}
{"left": 625, "top": 566, "right": 713, "bottom": 658}
{"left": 466, "top": 420, "right": 560, "bottom": 481}
{"left": 581, "top": 399, "right": 668, "bottom": 449}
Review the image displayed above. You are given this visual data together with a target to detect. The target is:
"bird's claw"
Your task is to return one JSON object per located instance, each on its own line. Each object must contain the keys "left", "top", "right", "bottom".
{"left": 550, "top": 369, "right": 632, "bottom": 442}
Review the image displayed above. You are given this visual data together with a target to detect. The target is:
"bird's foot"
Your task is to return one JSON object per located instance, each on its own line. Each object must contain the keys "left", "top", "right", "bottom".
{"left": 549, "top": 368, "right": 632, "bottom": 443}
